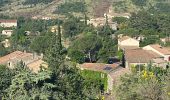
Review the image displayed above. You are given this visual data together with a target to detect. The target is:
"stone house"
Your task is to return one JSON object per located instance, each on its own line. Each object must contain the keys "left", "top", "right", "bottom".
{"left": 124, "top": 48, "right": 163, "bottom": 69}
{"left": 78, "top": 63, "right": 129, "bottom": 93}
{"left": 0, "top": 51, "right": 47, "bottom": 73}
{"left": 118, "top": 36, "right": 140, "bottom": 50}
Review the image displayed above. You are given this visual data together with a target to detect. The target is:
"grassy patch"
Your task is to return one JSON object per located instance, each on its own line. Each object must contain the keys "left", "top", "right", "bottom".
{"left": 81, "top": 69, "right": 108, "bottom": 91}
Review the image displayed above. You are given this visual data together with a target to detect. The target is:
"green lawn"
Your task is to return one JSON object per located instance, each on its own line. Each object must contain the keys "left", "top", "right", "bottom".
{"left": 81, "top": 70, "right": 108, "bottom": 91}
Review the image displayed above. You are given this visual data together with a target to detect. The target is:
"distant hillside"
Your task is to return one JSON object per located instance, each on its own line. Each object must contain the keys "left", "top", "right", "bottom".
{"left": 111, "top": 0, "right": 170, "bottom": 13}
{"left": 0, "top": 0, "right": 170, "bottom": 18}
{"left": 0, "top": 0, "right": 62, "bottom": 18}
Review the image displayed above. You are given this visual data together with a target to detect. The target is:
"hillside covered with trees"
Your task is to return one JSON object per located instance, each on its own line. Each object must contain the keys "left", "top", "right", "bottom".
{"left": 0, "top": 0, "right": 170, "bottom": 100}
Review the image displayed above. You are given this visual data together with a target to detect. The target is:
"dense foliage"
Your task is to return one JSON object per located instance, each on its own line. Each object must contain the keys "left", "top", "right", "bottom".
{"left": 131, "top": 0, "right": 147, "bottom": 7}
{"left": 115, "top": 66, "right": 170, "bottom": 100}
{"left": 62, "top": 17, "right": 86, "bottom": 38}
{"left": 54, "top": 1, "right": 86, "bottom": 15}
{"left": 68, "top": 33, "right": 102, "bottom": 63}
{"left": 0, "top": 26, "right": 100, "bottom": 99}
{"left": 0, "top": 65, "right": 14, "bottom": 96}
{"left": 81, "top": 70, "right": 108, "bottom": 92}
{"left": 0, "top": 0, "right": 170, "bottom": 99}
{"left": 115, "top": 10, "right": 170, "bottom": 46}
{"left": 0, "top": 0, "right": 11, "bottom": 6}
{"left": 23, "top": 0, "right": 53, "bottom": 5}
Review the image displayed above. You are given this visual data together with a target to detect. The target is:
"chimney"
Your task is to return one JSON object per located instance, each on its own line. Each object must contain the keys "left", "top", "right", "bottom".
{"left": 33, "top": 52, "right": 37, "bottom": 59}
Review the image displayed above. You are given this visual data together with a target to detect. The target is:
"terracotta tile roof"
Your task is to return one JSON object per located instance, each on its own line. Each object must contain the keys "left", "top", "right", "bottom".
{"left": 149, "top": 44, "right": 170, "bottom": 55}
{"left": 153, "top": 58, "right": 166, "bottom": 64}
{"left": 165, "top": 47, "right": 170, "bottom": 51}
{"left": 0, "top": 51, "right": 47, "bottom": 73}
{"left": 0, "top": 51, "right": 23, "bottom": 64}
{"left": 0, "top": 51, "right": 34, "bottom": 65}
{"left": 125, "top": 49, "right": 161, "bottom": 63}
{"left": 79, "top": 63, "right": 119, "bottom": 73}
{"left": 108, "top": 67, "right": 130, "bottom": 80}
{"left": 27, "top": 59, "right": 48, "bottom": 73}
{"left": 0, "top": 19, "right": 17, "bottom": 23}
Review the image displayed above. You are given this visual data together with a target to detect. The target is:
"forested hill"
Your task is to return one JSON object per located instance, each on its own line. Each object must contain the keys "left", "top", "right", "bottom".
{"left": 112, "top": 0, "right": 170, "bottom": 13}
{"left": 0, "top": 0, "right": 170, "bottom": 17}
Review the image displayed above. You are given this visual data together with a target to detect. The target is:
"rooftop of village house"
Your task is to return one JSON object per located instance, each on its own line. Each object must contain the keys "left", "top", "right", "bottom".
{"left": 147, "top": 44, "right": 170, "bottom": 55}
{"left": 0, "top": 19, "right": 17, "bottom": 23}
{"left": 125, "top": 48, "right": 162, "bottom": 63}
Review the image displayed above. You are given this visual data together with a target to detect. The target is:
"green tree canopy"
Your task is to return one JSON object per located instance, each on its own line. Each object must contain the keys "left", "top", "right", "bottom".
{"left": 68, "top": 33, "right": 102, "bottom": 62}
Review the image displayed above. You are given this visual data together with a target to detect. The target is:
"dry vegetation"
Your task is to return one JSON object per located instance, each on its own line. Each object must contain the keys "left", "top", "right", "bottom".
{"left": 0, "top": 0, "right": 118, "bottom": 18}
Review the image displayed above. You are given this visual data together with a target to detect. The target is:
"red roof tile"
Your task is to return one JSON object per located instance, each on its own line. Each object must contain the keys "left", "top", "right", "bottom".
{"left": 149, "top": 44, "right": 170, "bottom": 55}
{"left": 79, "top": 63, "right": 119, "bottom": 73}
{"left": 0, "top": 19, "right": 17, "bottom": 23}
{"left": 0, "top": 51, "right": 32, "bottom": 64}
{"left": 125, "top": 49, "right": 161, "bottom": 63}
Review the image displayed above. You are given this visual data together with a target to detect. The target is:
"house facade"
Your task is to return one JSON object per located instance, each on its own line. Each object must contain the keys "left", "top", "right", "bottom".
{"left": 124, "top": 44, "right": 170, "bottom": 69}
{"left": 160, "top": 37, "right": 170, "bottom": 44}
{"left": 1, "top": 30, "right": 13, "bottom": 37}
{"left": 87, "top": 17, "right": 118, "bottom": 30}
{"left": 0, "top": 51, "right": 46, "bottom": 73}
{"left": 118, "top": 36, "right": 140, "bottom": 50}
{"left": 0, "top": 19, "right": 17, "bottom": 27}
{"left": 124, "top": 48, "right": 163, "bottom": 69}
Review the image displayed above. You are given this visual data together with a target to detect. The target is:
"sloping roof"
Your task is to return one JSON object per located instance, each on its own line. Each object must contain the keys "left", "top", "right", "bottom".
{"left": 27, "top": 59, "right": 48, "bottom": 73}
{"left": 118, "top": 36, "right": 139, "bottom": 42}
{"left": 153, "top": 58, "right": 166, "bottom": 64}
{"left": 125, "top": 49, "right": 161, "bottom": 63}
{"left": 0, "top": 19, "right": 17, "bottom": 23}
{"left": 79, "top": 63, "right": 119, "bottom": 73}
{"left": 0, "top": 51, "right": 23, "bottom": 64}
{"left": 108, "top": 67, "right": 130, "bottom": 81}
{"left": 149, "top": 44, "right": 170, "bottom": 55}
{"left": 0, "top": 51, "right": 46, "bottom": 73}
{"left": 0, "top": 51, "right": 33, "bottom": 64}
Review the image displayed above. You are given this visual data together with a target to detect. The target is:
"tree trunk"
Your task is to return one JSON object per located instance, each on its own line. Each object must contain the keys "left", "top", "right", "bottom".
{"left": 88, "top": 51, "right": 92, "bottom": 62}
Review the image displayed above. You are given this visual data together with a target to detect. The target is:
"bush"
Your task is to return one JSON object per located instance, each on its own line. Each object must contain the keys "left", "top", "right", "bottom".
{"left": 68, "top": 50, "right": 85, "bottom": 64}
{"left": 23, "top": 0, "right": 53, "bottom": 5}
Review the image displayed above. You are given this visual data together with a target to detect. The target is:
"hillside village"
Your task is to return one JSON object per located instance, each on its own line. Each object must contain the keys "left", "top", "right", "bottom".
{"left": 0, "top": 0, "right": 170, "bottom": 100}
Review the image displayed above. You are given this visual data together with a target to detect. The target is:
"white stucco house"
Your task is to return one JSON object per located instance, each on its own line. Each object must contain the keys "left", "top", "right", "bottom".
{"left": 118, "top": 36, "right": 140, "bottom": 50}
{"left": 0, "top": 19, "right": 17, "bottom": 27}
{"left": 1, "top": 30, "right": 13, "bottom": 37}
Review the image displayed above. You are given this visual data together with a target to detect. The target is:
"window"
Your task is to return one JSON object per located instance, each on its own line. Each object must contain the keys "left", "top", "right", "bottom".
{"left": 8, "top": 62, "right": 11, "bottom": 67}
